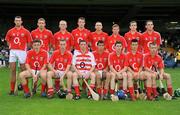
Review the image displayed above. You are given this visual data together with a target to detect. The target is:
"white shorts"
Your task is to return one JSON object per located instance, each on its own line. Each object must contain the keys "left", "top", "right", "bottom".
{"left": 31, "top": 69, "right": 40, "bottom": 77}
{"left": 9, "top": 49, "right": 27, "bottom": 64}
{"left": 55, "top": 70, "right": 65, "bottom": 78}
{"left": 80, "top": 70, "right": 90, "bottom": 79}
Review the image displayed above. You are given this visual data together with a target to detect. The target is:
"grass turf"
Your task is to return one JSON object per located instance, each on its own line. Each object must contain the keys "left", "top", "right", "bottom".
{"left": 0, "top": 67, "right": 180, "bottom": 115}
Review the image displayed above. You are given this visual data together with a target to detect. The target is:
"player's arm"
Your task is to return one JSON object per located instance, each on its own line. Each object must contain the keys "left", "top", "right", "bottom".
{"left": 109, "top": 65, "right": 118, "bottom": 75}
{"left": 159, "top": 68, "right": 164, "bottom": 80}
{"left": 5, "top": 30, "right": 11, "bottom": 46}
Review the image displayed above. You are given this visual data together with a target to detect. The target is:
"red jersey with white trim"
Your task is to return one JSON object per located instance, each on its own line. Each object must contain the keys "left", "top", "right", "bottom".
{"left": 124, "top": 31, "right": 142, "bottom": 52}
{"left": 49, "top": 50, "right": 72, "bottom": 71}
{"left": 26, "top": 49, "right": 48, "bottom": 70}
{"left": 126, "top": 51, "right": 143, "bottom": 72}
{"left": 5, "top": 27, "right": 32, "bottom": 51}
{"left": 31, "top": 28, "right": 53, "bottom": 51}
{"left": 53, "top": 31, "right": 73, "bottom": 51}
{"left": 143, "top": 53, "right": 164, "bottom": 69}
{"left": 89, "top": 31, "right": 108, "bottom": 51}
{"left": 108, "top": 52, "right": 127, "bottom": 72}
{"left": 71, "top": 28, "right": 90, "bottom": 50}
{"left": 93, "top": 50, "right": 109, "bottom": 70}
{"left": 72, "top": 50, "right": 96, "bottom": 72}
{"left": 141, "top": 31, "right": 161, "bottom": 54}
{"left": 107, "top": 34, "right": 127, "bottom": 52}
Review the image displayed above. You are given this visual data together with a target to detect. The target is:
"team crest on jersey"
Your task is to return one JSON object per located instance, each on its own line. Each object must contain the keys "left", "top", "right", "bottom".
{"left": 21, "top": 33, "right": 25, "bottom": 37}
{"left": 145, "top": 38, "right": 148, "bottom": 40}
{"left": 32, "top": 57, "right": 34, "bottom": 60}
{"left": 56, "top": 58, "right": 59, "bottom": 61}
{"left": 76, "top": 33, "right": 78, "bottom": 36}
{"left": 136, "top": 37, "right": 139, "bottom": 40}
{"left": 35, "top": 35, "right": 38, "bottom": 38}
{"left": 44, "top": 35, "right": 47, "bottom": 38}
{"left": 102, "top": 37, "right": 105, "bottom": 41}
{"left": 128, "top": 38, "right": 131, "bottom": 41}
{"left": 94, "top": 37, "right": 96, "bottom": 40}
{"left": 129, "top": 59, "right": 132, "bottom": 62}
{"left": 12, "top": 33, "right": 16, "bottom": 36}
{"left": 66, "top": 37, "right": 69, "bottom": 40}
{"left": 35, "top": 57, "right": 38, "bottom": 60}
{"left": 99, "top": 58, "right": 102, "bottom": 62}
{"left": 84, "top": 33, "right": 87, "bottom": 37}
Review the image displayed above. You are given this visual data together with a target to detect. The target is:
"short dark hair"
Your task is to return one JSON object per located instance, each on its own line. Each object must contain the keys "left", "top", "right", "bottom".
{"left": 129, "top": 21, "right": 137, "bottom": 26}
{"left": 146, "top": 20, "right": 153, "bottom": 25}
{"left": 79, "top": 40, "right": 86, "bottom": 45}
{"left": 15, "top": 16, "right": 22, "bottom": 19}
{"left": 115, "top": 41, "right": 122, "bottom": 46}
{"left": 78, "top": 17, "right": 85, "bottom": 21}
{"left": 97, "top": 40, "right": 104, "bottom": 46}
{"left": 33, "top": 39, "right": 41, "bottom": 44}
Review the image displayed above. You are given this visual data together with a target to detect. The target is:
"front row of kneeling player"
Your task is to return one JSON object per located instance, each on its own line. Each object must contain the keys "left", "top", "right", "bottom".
{"left": 19, "top": 39, "right": 174, "bottom": 101}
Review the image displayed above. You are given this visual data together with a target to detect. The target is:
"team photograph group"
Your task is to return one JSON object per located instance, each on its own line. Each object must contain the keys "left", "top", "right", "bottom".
{"left": 5, "top": 16, "right": 175, "bottom": 101}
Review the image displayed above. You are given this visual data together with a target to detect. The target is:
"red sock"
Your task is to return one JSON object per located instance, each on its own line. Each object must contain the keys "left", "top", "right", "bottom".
{"left": 167, "top": 87, "right": 173, "bottom": 96}
{"left": 129, "top": 87, "right": 135, "bottom": 98}
{"left": 152, "top": 87, "right": 158, "bottom": 97}
{"left": 97, "top": 88, "right": 101, "bottom": 95}
{"left": 10, "top": 81, "right": 15, "bottom": 92}
{"left": 110, "top": 89, "right": 115, "bottom": 94}
{"left": 103, "top": 89, "right": 108, "bottom": 95}
{"left": 74, "top": 86, "right": 80, "bottom": 96}
{"left": 22, "top": 84, "right": 29, "bottom": 93}
{"left": 146, "top": 87, "right": 152, "bottom": 98}
{"left": 88, "top": 84, "right": 95, "bottom": 96}
{"left": 41, "top": 83, "right": 46, "bottom": 92}
{"left": 55, "top": 79, "right": 60, "bottom": 91}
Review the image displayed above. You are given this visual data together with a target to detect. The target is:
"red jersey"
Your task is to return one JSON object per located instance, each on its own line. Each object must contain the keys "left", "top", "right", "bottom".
{"left": 93, "top": 50, "right": 109, "bottom": 70}
{"left": 124, "top": 31, "right": 142, "bottom": 52}
{"left": 107, "top": 34, "right": 127, "bottom": 52}
{"left": 31, "top": 28, "right": 53, "bottom": 51}
{"left": 89, "top": 31, "right": 108, "bottom": 51}
{"left": 71, "top": 28, "right": 90, "bottom": 50}
{"left": 126, "top": 52, "right": 143, "bottom": 72}
{"left": 5, "top": 27, "right": 32, "bottom": 51}
{"left": 53, "top": 31, "right": 73, "bottom": 51}
{"left": 26, "top": 49, "right": 48, "bottom": 70}
{"left": 143, "top": 53, "right": 164, "bottom": 70}
{"left": 141, "top": 31, "right": 161, "bottom": 53}
{"left": 49, "top": 50, "right": 72, "bottom": 71}
{"left": 108, "top": 52, "right": 127, "bottom": 72}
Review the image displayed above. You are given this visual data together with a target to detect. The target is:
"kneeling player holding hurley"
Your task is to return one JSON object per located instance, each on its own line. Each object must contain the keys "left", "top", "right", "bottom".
{"left": 93, "top": 40, "right": 110, "bottom": 100}
{"left": 126, "top": 39, "right": 143, "bottom": 101}
{"left": 47, "top": 39, "right": 73, "bottom": 98}
{"left": 109, "top": 41, "right": 128, "bottom": 96}
{"left": 19, "top": 39, "right": 48, "bottom": 98}
{"left": 72, "top": 40, "right": 96, "bottom": 100}
{"left": 144, "top": 42, "right": 173, "bottom": 99}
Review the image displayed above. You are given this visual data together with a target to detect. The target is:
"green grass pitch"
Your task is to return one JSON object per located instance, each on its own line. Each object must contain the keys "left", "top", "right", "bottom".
{"left": 0, "top": 67, "right": 180, "bottom": 115}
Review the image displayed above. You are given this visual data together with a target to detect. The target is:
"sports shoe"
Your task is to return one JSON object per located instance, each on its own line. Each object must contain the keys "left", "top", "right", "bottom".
{"left": 87, "top": 95, "right": 92, "bottom": 99}
{"left": 24, "top": 92, "right": 31, "bottom": 98}
{"left": 8, "top": 91, "right": 14, "bottom": 95}
{"left": 41, "top": 92, "right": 46, "bottom": 97}
{"left": 74, "top": 95, "right": 81, "bottom": 100}
{"left": 103, "top": 94, "right": 109, "bottom": 100}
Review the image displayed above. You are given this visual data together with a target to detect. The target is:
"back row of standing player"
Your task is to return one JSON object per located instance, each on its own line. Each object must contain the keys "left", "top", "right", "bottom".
{"left": 5, "top": 16, "right": 172, "bottom": 101}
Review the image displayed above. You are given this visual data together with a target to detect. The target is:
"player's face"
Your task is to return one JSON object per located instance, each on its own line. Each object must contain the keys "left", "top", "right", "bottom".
{"left": 150, "top": 45, "right": 158, "bottom": 54}
{"left": 32, "top": 42, "right": 41, "bottom": 50}
{"left": 130, "top": 23, "right": 137, "bottom": 31}
{"left": 131, "top": 42, "right": 138, "bottom": 51}
{"left": 14, "top": 18, "right": 22, "bottom": 27}
{"left": 95, "top": 22, "right": 103, "bottom": 31}
{"left": 112, "top": 27, "right": 119, "bottom": 34}
{"left": 97, "top": 43, "right": 104, "bottom": 51}
{"left": 115, "top": 44, "right": 122, "bottom": 52}
{"left": 59, "top": 21, "right": 67, "bottom": 30}
{"left": 59, "top": 41, "right": 66, "bottom": 50}
{"left": 37, "top": 20, "right": 46, "bottom": 29}
{"left": 80, "top": 42, "right": 87, "bottom": 50}
{"left": 146, "top": 21, "right": 154, "bottom": 31}
{"left": 78, "top": 19, "right": 85, "bottom": 28}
